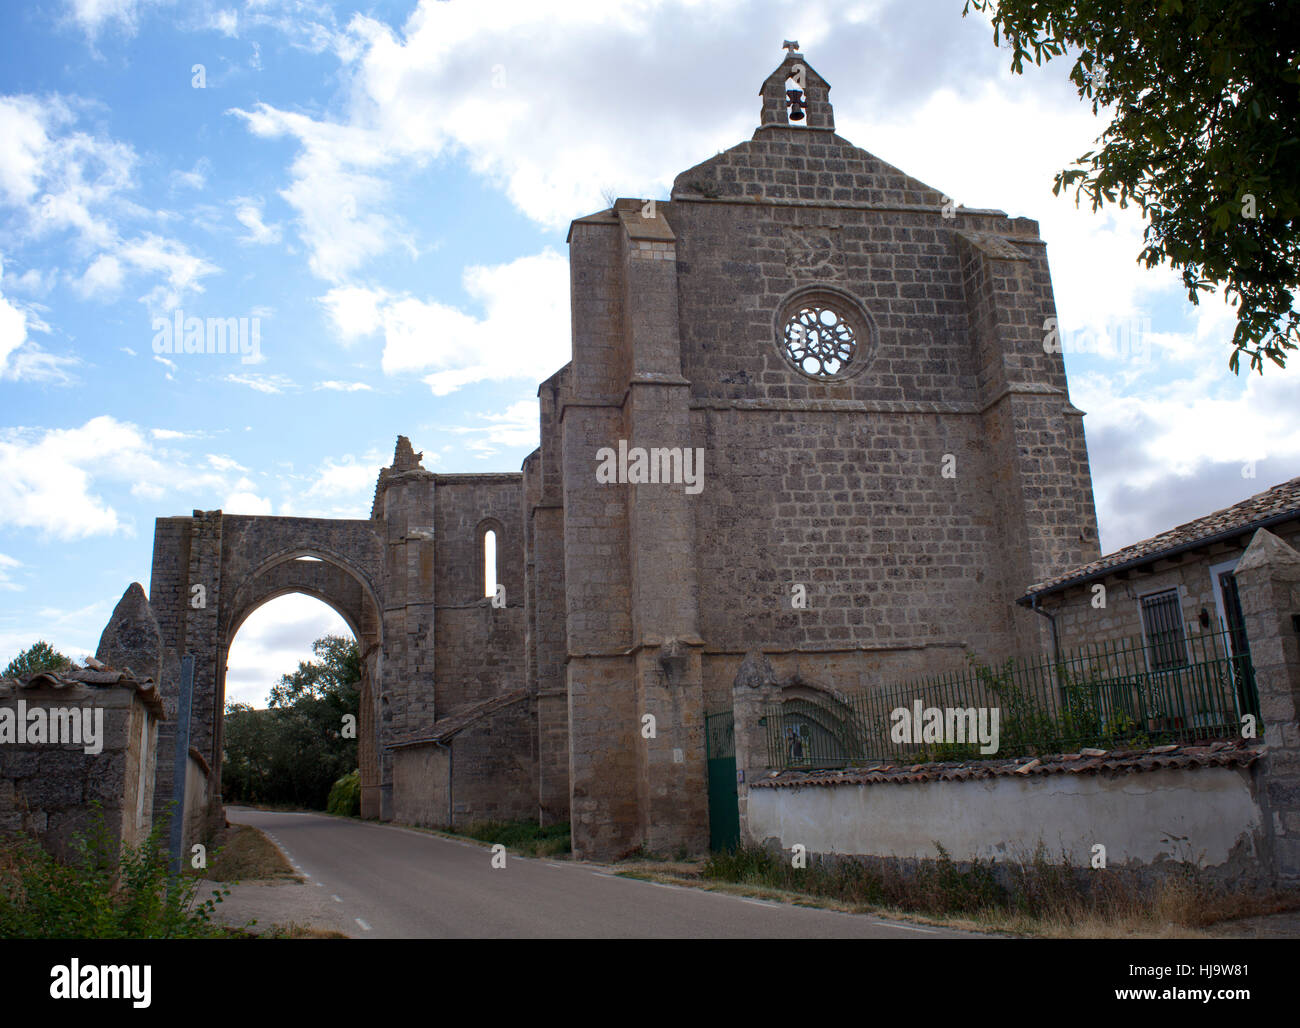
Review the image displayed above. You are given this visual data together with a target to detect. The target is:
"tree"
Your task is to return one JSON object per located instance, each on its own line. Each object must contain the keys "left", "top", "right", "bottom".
{"left": 220, "top": 635, "right": 360, "bottom": 810}
{"left": 267, "top": 634, "right": 359, "bottom": 709}
{"left": 3, "top": 640, "right": 71, "bottom": 679}
{"left": 964, "top": 0, "right": 1300, "bottom": 373}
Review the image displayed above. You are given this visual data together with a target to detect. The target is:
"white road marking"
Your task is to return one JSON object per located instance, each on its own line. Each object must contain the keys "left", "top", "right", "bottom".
{"left": 871, "top": 921, "right": 939, "bottom": 934}
{"left": 332, "top": 895, "right": 343, "bottom": 903}
{"left": 355, "top": 918, "right": 372, "bottom": 931}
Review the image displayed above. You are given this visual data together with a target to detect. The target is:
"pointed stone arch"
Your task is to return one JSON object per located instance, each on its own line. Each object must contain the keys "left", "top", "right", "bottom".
{"left": 147, "top": 512, "right": 394, "bottom": 837}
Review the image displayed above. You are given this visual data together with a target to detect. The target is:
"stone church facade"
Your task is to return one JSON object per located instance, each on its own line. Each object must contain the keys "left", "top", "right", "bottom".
{"left": 145, "top": 51, "right": 1101, "bottom": 862}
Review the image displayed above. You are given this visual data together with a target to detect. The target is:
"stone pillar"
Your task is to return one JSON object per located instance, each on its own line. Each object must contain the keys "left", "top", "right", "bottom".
{"left": 375, "top": 437, "right": 436, "bottom": 821}
{"left": 732, "top": 650, "right": 781, "bottom": 844}
{"left": 1233, "top": 528, "right": 1300, "bottom": 886}
{"left": 958, "top": 230, "right": 1100, "bottom": 656}
{"left": 618, "top": 200, "right": 707, "bottom": 856}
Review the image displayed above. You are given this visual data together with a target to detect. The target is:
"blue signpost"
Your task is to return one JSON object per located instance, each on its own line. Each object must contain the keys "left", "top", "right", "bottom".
{"left": 168, "top": 653, "right": 194, "bottom": 877}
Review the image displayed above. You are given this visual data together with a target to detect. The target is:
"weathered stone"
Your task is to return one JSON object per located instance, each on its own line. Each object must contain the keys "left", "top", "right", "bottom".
{"left": 96, "top": 582, "right": 163, "bottom": 684}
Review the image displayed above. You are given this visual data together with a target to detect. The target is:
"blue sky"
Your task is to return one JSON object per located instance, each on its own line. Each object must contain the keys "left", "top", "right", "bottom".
{"left": 2, "top": 0, "right": 1297, "bottom": 704}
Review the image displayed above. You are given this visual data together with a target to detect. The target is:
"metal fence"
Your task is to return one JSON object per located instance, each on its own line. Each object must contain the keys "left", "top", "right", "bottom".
{"left": 764, "top": 623, "right": 1257, "bottom": 770}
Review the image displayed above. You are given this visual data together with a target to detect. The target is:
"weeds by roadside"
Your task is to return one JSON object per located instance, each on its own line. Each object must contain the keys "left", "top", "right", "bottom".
{"left": 0, "top": 808, "right": 232, "bottom": 938}
{"left": 455, "top": 820, "right": 571, "bottom": 858}
{"left": 654, "top": 841, "right": 1300, "bottom": 938}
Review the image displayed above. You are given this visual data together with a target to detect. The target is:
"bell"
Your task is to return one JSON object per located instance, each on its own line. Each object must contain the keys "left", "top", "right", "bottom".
{"left": 786, "top": 88, "right": 806, "bottom": 121}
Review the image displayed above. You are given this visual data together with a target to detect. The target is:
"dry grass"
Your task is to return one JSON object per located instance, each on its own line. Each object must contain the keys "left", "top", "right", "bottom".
{"left": 201, "top": 824, "right": 301, "bottom": 883}
{"left": 616, "top": 851, "right": 1300, "bottom": 939}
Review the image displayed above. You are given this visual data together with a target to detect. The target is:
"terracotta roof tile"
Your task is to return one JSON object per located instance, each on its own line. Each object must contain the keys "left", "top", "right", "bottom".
{"left": 0, "top": 665, "right": 166, "bottom": 718}
{"left": 750, "top": 740, "right": 1262, "bottom": 789}
{"left": 1022, "top": 476, "right": 1300, "bottom": 599}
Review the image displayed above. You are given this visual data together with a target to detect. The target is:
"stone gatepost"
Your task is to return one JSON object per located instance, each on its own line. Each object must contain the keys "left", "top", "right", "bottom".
{"left": 732, "top": 650, "right": 781, "bottom": 845}
{"left": 1233, "top": 528, "right": 1300, "bottom": 886}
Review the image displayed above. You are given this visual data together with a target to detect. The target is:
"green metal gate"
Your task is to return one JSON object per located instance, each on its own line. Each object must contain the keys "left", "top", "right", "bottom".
{"left": 705, "top": 710, "right": 740, "bottom": 852}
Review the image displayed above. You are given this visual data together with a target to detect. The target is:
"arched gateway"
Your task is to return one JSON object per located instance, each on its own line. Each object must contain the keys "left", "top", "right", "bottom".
{"left": 147, "top": 437, "right": 536, "bottom": 838}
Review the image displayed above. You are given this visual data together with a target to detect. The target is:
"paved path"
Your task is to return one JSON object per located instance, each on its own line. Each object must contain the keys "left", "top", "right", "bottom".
{"left": 223, "top": 807, "right": 982, "bottom": 939}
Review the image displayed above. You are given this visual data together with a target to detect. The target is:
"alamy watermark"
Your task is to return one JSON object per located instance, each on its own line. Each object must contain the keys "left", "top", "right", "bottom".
{"left": 50, "top": 960, "right": 151, "bottom": 1008}
{"left": 890, "top": 700, "right": 1001, "bottom": 755}
{"left": 595, "top": 440, "right": 705, "bottom": 494}
{"left": 152, "top": 309, "right": 261, "bottom": 364}
{"left": 1042, "top": 316, "right": 1151, "bottom": 364}
{"left": 0, "top": 701, "right": 104, "bottom": 754}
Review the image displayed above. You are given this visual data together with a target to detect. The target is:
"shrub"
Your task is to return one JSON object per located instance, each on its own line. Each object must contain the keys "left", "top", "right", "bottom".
{"left": 0, "top": 807, "right": 229, "bottom": 938}
{"left": 326, "top": 769, "right": 361, "bottom": 817}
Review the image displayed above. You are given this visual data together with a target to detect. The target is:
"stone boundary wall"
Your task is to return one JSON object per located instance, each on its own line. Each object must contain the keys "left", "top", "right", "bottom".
{"left": 0, "top": 670, "right": 163, "bottom": 861}
{"left": 745, "top": 760, "right": 1267, "bottom": 885}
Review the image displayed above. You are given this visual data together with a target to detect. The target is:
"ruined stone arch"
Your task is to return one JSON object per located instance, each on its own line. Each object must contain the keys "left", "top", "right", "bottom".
{"left": 148, "top": 512, "right": 392, "bottom": 834}
{"left": 216, "top": 549, "right": 383, "bottom": 820}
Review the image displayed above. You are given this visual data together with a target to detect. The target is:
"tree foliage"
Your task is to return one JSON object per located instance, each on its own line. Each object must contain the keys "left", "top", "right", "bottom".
{"left": 221, "top": 635, "right": 360, "bottom": 810}
{"left": 964, "top": 0, "right": 1300, "bottom": 373}
{"left": 2, "top": 640, "right": 72, "bottom": 679}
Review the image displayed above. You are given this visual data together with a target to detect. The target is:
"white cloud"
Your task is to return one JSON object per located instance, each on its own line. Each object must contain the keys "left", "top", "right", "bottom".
{"left": 315, "top": 380, "right": 372, "bottom": 391}
{"left": 0, "top": 95, "right": 218, "bottom": 314}
{"left": 319, "top": 284, "right": 388, "bottom": 340}
{"left": 0, "top": 415, "right": 229, "bottom": 540}
{"left": 444, "top": 399, "right": 539, "bottom": 456}
{"left": 65, "top": 0, "right": 155, "bottom": 38}
{"left": 75, "top": 252, "right": 124, "bottom": 298}
{"left": 0, "top": 259, "right": 78, "bottom": 384}
{"left": 207, "top": 453, "right": 247, "bottom": 472}
{"left": 224, "top": 593, "right": 351, "bottom": 707}
{"left": 169, "top": 159, "right": 209, "bottom": 192}
{"left": 233, "top": 196, "right": 282, "bottom": 245}
{"left": 210, "top": 7, "right": 238, "bottom": 37}
{"left": 326, "top": 249, "right": 569, "bottom": 395}
{"left": 222, "top": 490, "right": 272, "bottom": 514}
{"left": 306, "top": 454, "right": 380, "bottom": 499}
{"left": 224, "top": 372, "right": 295, "bottom": 394}
{"left": 0, "top": 553, "right": 22, "bottom": 593}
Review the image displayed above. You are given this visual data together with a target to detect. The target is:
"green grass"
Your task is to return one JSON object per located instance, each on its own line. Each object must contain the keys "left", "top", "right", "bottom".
{"left": 456, "top": 820, "right": 571, "bottom": 858}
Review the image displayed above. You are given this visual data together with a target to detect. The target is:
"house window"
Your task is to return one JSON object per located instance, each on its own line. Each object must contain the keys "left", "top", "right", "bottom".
{"left": 1140, "top": 589, "right": 1187, "bottom": 671}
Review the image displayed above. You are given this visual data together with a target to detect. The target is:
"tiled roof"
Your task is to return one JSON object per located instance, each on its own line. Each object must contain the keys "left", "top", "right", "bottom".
{"left": 1022, "top": 476, "right": 1300, "bottom": 600}
{"left": 750, "top": 739, "right": 1262, "bottom": 789}
{"left": 0, "top": 665, "right": 166, "bottom": 718}
{"left": 387, "top": 688, "right": 530, "bottom": 750}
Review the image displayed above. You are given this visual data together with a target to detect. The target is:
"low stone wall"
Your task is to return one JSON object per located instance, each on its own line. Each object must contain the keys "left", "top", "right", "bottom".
{"left": 183, "top": 749, "right": 211, "bottom": 850}
{"left": 746, "top": 745, "right": 1268, "bottom": 884}
{"left": 0, "top": 669, "right": 164, "bottom": 860}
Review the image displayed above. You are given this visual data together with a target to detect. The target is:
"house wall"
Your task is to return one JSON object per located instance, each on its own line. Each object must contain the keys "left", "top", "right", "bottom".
{"left": 1039, "top": 521, "right": 1300, "bottom": 654}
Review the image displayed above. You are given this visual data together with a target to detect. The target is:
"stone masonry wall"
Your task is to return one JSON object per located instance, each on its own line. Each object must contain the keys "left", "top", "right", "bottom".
{"left": 0, "top": 678, "right": 160, "bottom": 860}
{"left": 432, "top": 475, "right": 526, "bottom": 717}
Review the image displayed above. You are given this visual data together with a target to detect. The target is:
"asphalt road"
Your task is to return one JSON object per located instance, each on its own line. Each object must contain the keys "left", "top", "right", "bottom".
{"left": 225, "top": 806, "right": 982, "bottom": 939}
